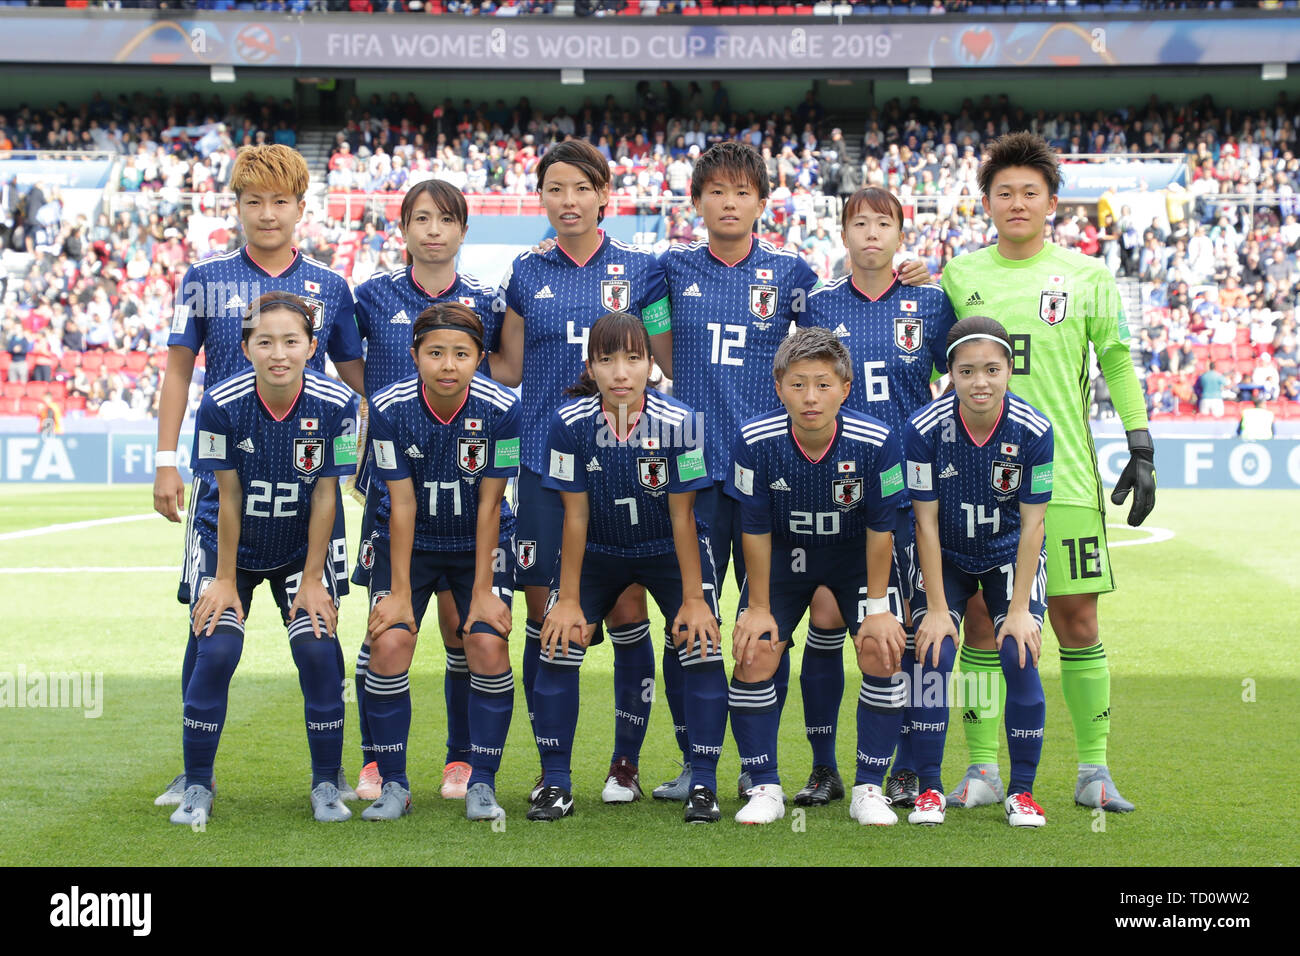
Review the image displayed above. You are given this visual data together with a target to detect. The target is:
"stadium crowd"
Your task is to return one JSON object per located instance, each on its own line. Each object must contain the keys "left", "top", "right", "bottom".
{"left": 3, "top": 82, "right": 1298, "bottom": 424}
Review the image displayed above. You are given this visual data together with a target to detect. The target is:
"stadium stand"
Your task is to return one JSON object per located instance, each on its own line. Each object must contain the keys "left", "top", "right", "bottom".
{"left": 2, "top": 81, "right": 1297, "bottom": 425}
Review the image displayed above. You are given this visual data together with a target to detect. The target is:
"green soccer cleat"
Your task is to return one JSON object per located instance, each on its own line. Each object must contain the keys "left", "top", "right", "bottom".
{"left": 310, "top": 781, "right": 353, "bottom": 822}
{"left": 361, "top": 781, "right": 412, "bottom": 821}
{"left": 1075, "top": 766, "right": 1135, "bottom": 813}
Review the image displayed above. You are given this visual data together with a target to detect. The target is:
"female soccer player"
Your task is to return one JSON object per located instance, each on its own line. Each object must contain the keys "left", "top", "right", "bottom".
{"left": 493, "top": 139, "right": 673, "bottom": 803}
{"left": 361, "top": 302, "right": 520, "bottom": 822}
{"left": 169, "top": 292, "right": 358, "bottom": 826}
{"left": 725, "top": 327, "right": 907, "bottom": 826}
{"left": 902, "top": 316, "right": 1053, "bottom": 828}
{"left": 350, "top": 180, "right": 502, "bottom": 804}
{"left": 795, "top": 186, "right": 957, "bottom": 809}
{"left": 532, "top": 312, "right": 726, "bottom": 823}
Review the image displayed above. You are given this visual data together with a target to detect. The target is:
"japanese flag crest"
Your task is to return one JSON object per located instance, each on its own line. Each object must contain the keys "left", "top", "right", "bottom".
{"left": 301, "top": 296, "right": 325, "bottom": 332}
{"left": 991, "top": 460, "right": 1023, "bottom": 493}
{"left": 294, "top": 438, "right": 325, "bottom": 475}
{"left": 749, "top": 284, "right": 778, "bottom": 320}
{"left": 832, "top": 477, "right": 863, "bottom": 509}
{"left": 894, "top": 317, "right": 923, "bottom": 354}
{"left": 638, "top": 456, "right": 668, "bottom": 491}
{"left": 1039, "top": 290, "right": 1068, "bottom": 327}
{"left": 600, "top": 279, "right": 630, "bottom": 312}
{"left": 516, "top": 539, "right": 537, "bottom": 570}
{"left": 458, "top": 437, "right": 487, "bottom": 474}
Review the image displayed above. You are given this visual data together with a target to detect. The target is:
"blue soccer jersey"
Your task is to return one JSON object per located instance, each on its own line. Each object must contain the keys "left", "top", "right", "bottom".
{"left": 902, "top": 391, "right": 1054, "bottom": 571}
{"left": 725, "top": 407, "right": 903, "bottom": 547}
{"left": 368, "top": 372, "right": 520, "bottom": 551}
{"left": 354, "top": 266, "right": 502, "bottom": 396}
{"left": 192, "top": 368, "right": 357, "bottom": 571}
{"left": 170, "top": 247, "right": 364, "bottom": 385}
{"left": 661, "top": 237, "right": 820, "bottom": 482}
{"left": 499, "top": 231, "right": 670, "bottom": 474}
{"left": 541, "top": 389, "right": 711, "bottom": 559}
{"left": 806, "top": 274, "right": 956, "bottom": 432}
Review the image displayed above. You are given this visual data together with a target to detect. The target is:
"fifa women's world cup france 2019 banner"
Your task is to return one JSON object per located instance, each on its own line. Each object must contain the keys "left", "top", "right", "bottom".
{"left": 0, "top": 11, "right": 1296, "bottom": 71}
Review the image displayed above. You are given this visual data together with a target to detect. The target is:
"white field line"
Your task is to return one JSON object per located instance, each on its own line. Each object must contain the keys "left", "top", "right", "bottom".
{"left": 0, "top": 512, "right": 163, "bottom": 542}
{"left": 1106, "top": 524, "right": 1176, "bottom": 547}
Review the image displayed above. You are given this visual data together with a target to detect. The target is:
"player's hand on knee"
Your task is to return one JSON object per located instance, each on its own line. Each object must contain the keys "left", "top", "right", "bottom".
{"left": 855, "top": 613, "right": 906, "bottom": 673}
{"left": 153, "top": 467, "right": 185, "bottom": 523}
{"left": 192, "top": 578, "right": 241, "bottom": 637}
{"left": 292, "top": 578, "right": 338, "bottom": 638}
{"left": 995, "top": 610, "right": 1041, "bottom": 668}
{"left": 673, "top": 596, "right": 720, "bottom": 659}
{"left": 540, "top": 598, "right": 587, "bottom": 660}
{"left": 732, "top": 607, "right": 778, "bottom": 667}
{"left": 367, "top": 590, "right": 416, "bottom": 643}
{"left": 896, "top": 258, "right": 936, "bottom": 287}
{"left": 463, "top": 589, "right": 512, "bottom": 641}
{"left": 915, "top": 612, "right": 958, "bottom": 668}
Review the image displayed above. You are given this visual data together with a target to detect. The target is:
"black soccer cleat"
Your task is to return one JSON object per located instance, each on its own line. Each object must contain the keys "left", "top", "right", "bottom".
{"left": 526, "top": 785, "right": 574, "bottom": 822}
{"left": 885, "top": 769, "right": 921, "bottom": 808}
{"left": 683, "top": 785, "right": 721, "bottom": 824}
{"left": 792, "top": 765, "right": 846, "bottom": 807}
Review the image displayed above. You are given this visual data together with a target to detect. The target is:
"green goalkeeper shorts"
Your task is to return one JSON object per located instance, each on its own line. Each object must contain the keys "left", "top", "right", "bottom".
{"left": 1043, "top": 504, "right": 1116, "bottom": 597}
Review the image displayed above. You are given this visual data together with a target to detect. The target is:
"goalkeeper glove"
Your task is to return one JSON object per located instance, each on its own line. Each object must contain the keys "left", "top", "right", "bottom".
{"left": 1110, "top": 428, "right": 1155, "bottom": 527}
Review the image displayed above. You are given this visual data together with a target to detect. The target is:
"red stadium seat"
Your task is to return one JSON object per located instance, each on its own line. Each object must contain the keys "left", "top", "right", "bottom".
{"left": 1189, "top": 344, "right": 1210, "bottom": 364}
{"left": 103, "top": 353, "right": 127, "bottom": 372}
{"left": 155, "top": 349, "right": 169, "bottom": 371}
{"left": 81, "top": 352, "right": 104, "bottom": 374}
{"left": 738, "top": 5, "right": 759, "bottom": 13}
{"left": 3, "top": 383, "right": 25, "bottom": 400}
{"left": 0, "top": 353, "right": 9, "bottom": 376}
{"left": 1235, "top": 327, "right": 1251, "bottom": 346}
{"left": 65, "top": 395, "right": 86, "bottom": 413}
{"left": 1209, "top": 343, "right": 1234, "bottom": 363}
{"left": 1235, "top": 358, "right": 1255, "bottom": 377}
{"left": 682, "top": 5, "right": 701, "bottom": 12}
{"left": 126, "top": 351, "right": 150, "bottom": 373}
{"left": 777, "top": 4, "right": 798, "bottom": 12}
{"left": 60, "top": 352, "right": 81, "bottom": 373}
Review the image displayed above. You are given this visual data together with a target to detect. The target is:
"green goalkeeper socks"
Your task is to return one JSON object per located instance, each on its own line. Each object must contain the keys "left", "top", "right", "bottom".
{"left": 1060, "top": 643, "right": 1110, "bottom": 766}
{"left": 957, "top": 645, "right": 1004, "bottom": 765}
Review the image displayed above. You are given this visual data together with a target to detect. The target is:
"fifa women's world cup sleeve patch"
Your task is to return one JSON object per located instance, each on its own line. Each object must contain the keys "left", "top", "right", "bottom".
{"left": 549, "top": 448, "right": 575, "bottom": 482}
{"left": 197, "top": 430, "right": 226, "bottom": 461}
{"left": 494, "top": 436, "right": 520, "bottom": 470}
{"left": 642, "top": 296, "right": 671, "bottom": 335}
{"left": 373, "top": 439, "right": 398, "bottom": 471}
{"left": 905, "top": 460, "right": 931, "bottom": 492}
{"left": 733, "top": 462, "right": 754, "bottom": 496}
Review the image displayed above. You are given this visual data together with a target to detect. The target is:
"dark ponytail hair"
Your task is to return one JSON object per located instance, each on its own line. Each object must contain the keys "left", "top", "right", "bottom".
{"left": 564, "top": 311, "right": 652, "bottom": 397}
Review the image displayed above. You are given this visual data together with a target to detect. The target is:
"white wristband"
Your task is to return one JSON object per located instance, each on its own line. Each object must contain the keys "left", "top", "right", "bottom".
{"left": 864, "top": 596, "right": 891, "bottom": 616}
{"left": 155, "top": 451, "right": 178, "bottom": 468}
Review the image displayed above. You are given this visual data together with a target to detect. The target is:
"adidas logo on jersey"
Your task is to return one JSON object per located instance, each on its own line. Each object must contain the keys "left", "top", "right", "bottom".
{"left": 683, "top": 283, "right": 702, "bottom": 297}
{"left": 237, "top": 438, "right": 255, "bottom": 454}
{"left": 405, "top": 445, "right": 424, "bottom": 458}
{"left": 769, "top": 477, "right": 791, "bottom": 491}
{"left": 586, "top": 457, "right": 602, "bottom": 472}
{"left": 390, "top": 310, "right": 411, "bottom": 324}
{"left": 227, "top": 295, "right": 246, "bottom": 311}
{"left": 939, "top": 463, "right": 959, "bottom": 479}
{"left": 965, "top": 292, "right": 984, "bottom": 307}
{"left": 534, "top": 286, "right": 555, "bottom": 299}
{"left": 832, "top": 323, "right": 850, "bottom": 339}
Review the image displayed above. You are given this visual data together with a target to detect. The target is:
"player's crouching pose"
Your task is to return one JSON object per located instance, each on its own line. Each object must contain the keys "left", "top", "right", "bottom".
{"left": 170, "top": 293, "right": 358, "bottom": 826}
{"left": 903, "top": 318, "right": 1052, "bottom": 828}
{"left": 533, "top": 312, "right": 726, "bottom": 823}
{"left": 725, "top": 327, "right": 908, "bottom": 826}
{"left": 363, "top": 303, "right": 520, "bottom": 822}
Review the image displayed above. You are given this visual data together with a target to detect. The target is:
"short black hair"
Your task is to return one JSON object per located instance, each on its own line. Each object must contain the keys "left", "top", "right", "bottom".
{"left": 977, "top": 131, "right": 1062, "bottom": 197}
{"left": 242, "top": 291, "right": 315, "bottom": 342}
{"left": 690, "top": 141, "right": 770, "bottom": 202}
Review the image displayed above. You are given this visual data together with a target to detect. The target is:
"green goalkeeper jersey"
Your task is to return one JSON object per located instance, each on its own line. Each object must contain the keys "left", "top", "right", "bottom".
{"left": 941, "top": 242, "right": 1148, "bottom": 511}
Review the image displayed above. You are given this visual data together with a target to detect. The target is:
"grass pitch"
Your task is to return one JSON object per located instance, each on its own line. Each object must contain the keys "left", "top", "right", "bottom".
{"left": 0, "top": 486, "right": 1295, "bottom": 867}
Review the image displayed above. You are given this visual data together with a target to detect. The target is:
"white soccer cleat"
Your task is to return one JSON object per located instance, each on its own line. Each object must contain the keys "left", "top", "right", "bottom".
{"left": 946, "top": 763, "right": 1005, "bottom": 808}
{"left": 907, "top": 788, "right": 947, "bottom": 826}
{"left": 1005, "top": 791, "right": 1047, "bottom": 828}
{"left": 601, "top": 757, "right": 643, "bottom": 803}
{"left": 849, "top": 783, "right": 897, "bottom": 826}
{"left": 735, "top": 784, "right": 786, "bottom": 825}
